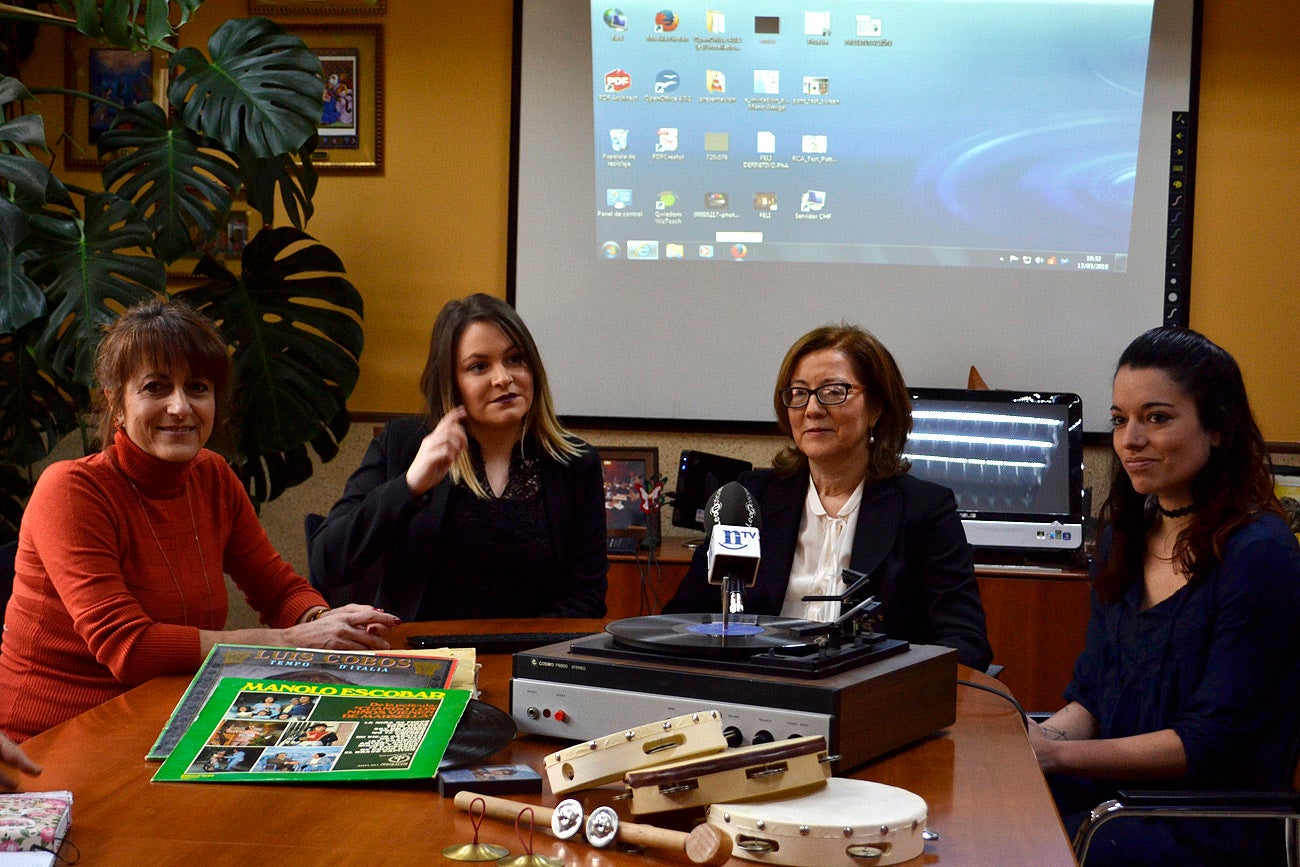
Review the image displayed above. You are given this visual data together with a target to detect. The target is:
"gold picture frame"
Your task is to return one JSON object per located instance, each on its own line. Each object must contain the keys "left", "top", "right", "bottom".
{"left": 63, "top": 32, "right": 169, "bottom": 170}
{"left": 167, "top": 205, "right": 267, "bottom": 279}
{"left": 289, "top": 24, "right": 384, "bottom": 173}
{"left": 247, "top": 0, "right": 385, "bottom": 13}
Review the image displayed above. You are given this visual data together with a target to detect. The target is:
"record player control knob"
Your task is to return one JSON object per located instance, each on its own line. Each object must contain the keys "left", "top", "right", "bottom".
{"left": 752, "top": 730, "right": 775, "bottom": 745}
{"left": 723, "top": 726, "right": 744, "bottom": 748}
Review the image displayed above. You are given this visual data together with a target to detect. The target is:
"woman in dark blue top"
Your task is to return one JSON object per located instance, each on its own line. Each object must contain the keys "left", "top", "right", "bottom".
{"left": 1029, "top": 327, "right": 1300, "bottom": 866}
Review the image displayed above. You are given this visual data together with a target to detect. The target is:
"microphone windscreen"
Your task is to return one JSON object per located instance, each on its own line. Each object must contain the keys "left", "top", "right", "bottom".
{"left": 702, "top": 481, "right": 762, "bottom": 533}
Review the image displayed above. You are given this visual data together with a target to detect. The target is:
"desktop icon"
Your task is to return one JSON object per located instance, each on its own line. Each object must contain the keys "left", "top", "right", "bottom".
{"left": 753, "top": 70, "right": 779, "bottom": 94}
{"left": 655, "top": 127, "right": 679, "bottom": 152}
{"left": 608, "top": 128, "right": 629, "bottom": 151}
{"left": 654, "top": 10, "right": 679, "bottom": 32}
{"left": 805, "top": 11, "right": 831, "bottom": 36}
{"left": 704, "top": 131, "right": 730, "bottom": 152}
{"left": 600, "top": 241, "right": 622, "bottom": 258}
{"left": 801, "top": 134, "right": 827, "bottom": 154}
{"left": 656, "top": 191, "right": 678, "bottom": 210}
{"left": 604, "top": 69, "right": 631, "bottom": 93}
{"left": 665, "top": 243, "right": 685, "bottom": 259}
{"left": 856, "top": 14, "right": 882, "bottom": 36}
{"left": 705, "top": 192, "right": 729, "bottom": 209}
{"left": 627, "top": 240, "right": 660, "bottom": 260}
{"left": 756, "top": 130, "right": 776, "bottom": 154}
{"left": 706, "top": 69, "right": 726, "bottom": 93}
{"left": 753, "top": 192, "right": 778, "bottom": 211}
{"left": 803, "top": 76, "right": 829, "bottom": 96}
{"left": 603, "top": 8, "right": 627, "bottom": 30}
{"left": 730, "top": 244, "right": 749, "bottom": 260}
{"left": 654, "top": 70, "right": 680, "bottom": 94}
{"left": 706, "top": 10, "right": 725, "bottom": 33}
{"left": 754, "top": 16, "right": 779, "bottom": 34}
{"left": 698, "top": 244, "right": 715, "bottom": 258}
{"left": 606, "top": 188, "right": 633, "bottom": 209}
{"left": 800, "top": 190, "right": 826, "bottom": 212}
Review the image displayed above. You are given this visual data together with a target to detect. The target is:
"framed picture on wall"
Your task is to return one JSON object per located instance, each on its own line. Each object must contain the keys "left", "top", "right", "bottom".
{"left": 247, "top": 0, "right": 385, "bottom": 13}
{"left": 167, "top": 203, "right": 267, "bottom": 279}
{"left": 289, "top": 24, "right": 384, "bottom": 173}
{"left": 597, "top": 446, "right": 661, "bottom": 548}
{"left": 63, "top": 33, "right": 169, "bottom": 169}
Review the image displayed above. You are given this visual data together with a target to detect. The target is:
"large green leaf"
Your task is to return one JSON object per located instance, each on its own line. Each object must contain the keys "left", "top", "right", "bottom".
{"left": 0, "top": 326, "right": 84, "bottom": 468}
{"left": 51, "top": 0, "right": 204, "bottom": 50}
{"left": 172, "top": 225, "right": 362, "bottom": 472}
{"left": 168, "top": 18, "right": 324, "bottom": 160}
{"left": 30, "top": 192, "right": 166, "bottom": 387}
{"left": 0, "top": 77, "right": 54, "bottom": 253}
{"left": 241, "top": 140, "right": 317, "bottom": 230}
{"left": 100, "top": 101, "right": 239, "bottom": 263}
{"left": 0, "top": 246, "right": 45, "bottom": 334}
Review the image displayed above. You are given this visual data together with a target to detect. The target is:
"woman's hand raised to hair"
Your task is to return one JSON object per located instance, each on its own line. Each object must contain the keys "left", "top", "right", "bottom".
{"left": 288, "top": 604, "right": 400, "bottom": 651}
{"left": 405, "top": 406, "right": 469, "bottom": 497}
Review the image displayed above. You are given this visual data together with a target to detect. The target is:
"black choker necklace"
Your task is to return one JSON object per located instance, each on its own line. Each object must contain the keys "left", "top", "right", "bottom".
{"left": 1155, "top": 501, "right": 1197, "bottom": 518}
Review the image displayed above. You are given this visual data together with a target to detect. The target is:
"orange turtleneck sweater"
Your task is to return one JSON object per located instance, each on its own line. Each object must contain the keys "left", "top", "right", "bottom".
{"left": 0, "top": 431, "right": 326, "bottom": 741}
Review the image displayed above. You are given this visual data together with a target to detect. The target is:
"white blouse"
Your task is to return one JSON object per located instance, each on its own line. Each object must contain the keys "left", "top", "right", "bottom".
{"left": 779, "top": 478, "right": 864, "bottom": 622}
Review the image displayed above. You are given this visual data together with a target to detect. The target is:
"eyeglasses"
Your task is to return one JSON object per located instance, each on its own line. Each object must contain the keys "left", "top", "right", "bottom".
{"left": 779, "top": 382, "right": 858, "bottom": 408}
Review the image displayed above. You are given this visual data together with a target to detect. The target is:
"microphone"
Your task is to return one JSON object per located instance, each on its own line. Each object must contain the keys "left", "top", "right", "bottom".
{"left": 703, "top": 481, "right": 762, "bottom": 592}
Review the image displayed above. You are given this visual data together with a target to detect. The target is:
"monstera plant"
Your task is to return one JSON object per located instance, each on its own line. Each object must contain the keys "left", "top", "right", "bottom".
{"left": 0, "top": 1, "right": 364, "bottom": 539}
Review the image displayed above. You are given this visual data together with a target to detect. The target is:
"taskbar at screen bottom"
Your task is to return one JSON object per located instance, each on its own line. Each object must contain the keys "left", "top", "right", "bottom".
{"left": 597, "top": 239, "right": 1128, "bottom": 271}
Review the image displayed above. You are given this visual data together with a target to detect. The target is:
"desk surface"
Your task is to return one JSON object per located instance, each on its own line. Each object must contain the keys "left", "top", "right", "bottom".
{"left": 18, "top": 620, "right": 1076, "bottom": 866}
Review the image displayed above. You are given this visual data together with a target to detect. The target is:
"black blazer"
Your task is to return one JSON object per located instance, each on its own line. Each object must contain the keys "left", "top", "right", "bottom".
{"left": 664, "top": 468, "right": 993, "bottom": 670}
{"left": 308, "top": 416, "right": 608, "bottom": 621}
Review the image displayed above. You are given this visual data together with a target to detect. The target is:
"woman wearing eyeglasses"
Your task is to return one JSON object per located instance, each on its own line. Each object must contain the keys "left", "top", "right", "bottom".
{"left": 664, "top": 324, "right": 992, "bottom": 670}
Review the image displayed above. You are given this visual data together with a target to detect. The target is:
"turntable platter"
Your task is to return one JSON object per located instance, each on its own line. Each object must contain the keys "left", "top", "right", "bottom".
{"left": 606, "top": 614, "right": 822, "bottom": 659}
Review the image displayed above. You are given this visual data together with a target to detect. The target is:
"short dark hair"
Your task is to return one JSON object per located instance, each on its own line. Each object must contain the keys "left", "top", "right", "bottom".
{"left": 771, "top": 323, "right": 912, "bottom": 480}
{"left": 1096, "top": 326, "right": 1279, "bottom": 601}
{"left": 92, "top": 299, "right": 232, "bottom": 448}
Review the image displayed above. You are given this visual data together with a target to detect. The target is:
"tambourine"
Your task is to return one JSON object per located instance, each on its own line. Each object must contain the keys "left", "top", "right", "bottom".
{"left": 707, "top": 777, "right": 928, "bottom": 866}
{"left": 543, "top": 710, "right": 727, "bottom": 795}
{"left": 622, "top": 735, "right": 831, "bottom": 815}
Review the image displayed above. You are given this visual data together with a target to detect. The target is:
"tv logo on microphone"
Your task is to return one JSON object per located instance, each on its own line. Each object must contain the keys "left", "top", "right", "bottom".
{"left": 720, "top": 528, "right": 758, "bottom": 549}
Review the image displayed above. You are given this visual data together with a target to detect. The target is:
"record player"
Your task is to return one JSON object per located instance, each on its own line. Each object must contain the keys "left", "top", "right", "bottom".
{"left": 510, "top": 610, "right": 957, "bottom": 772}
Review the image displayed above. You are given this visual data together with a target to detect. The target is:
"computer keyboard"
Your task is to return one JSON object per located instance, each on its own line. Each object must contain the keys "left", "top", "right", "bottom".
{"left": 406, "top": 631, "right": 598, "bottom": 654}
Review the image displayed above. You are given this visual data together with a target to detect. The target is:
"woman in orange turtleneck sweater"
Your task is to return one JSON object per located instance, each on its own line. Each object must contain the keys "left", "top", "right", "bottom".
{"left": 0, "top": 300, "right": 399, "bottom": 741}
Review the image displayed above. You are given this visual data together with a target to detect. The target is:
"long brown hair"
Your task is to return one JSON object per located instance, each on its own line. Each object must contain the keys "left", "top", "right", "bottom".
{"left": 1095, "top": 327, "right": 1281, "bottom": 602}
{"left": 771, "top": 324, "right": 912, "bottom": 481}
{"left": 92, "top": 299, "right": 232, "bottom": 449}
{"left": 418, "top": 294, "right": 580, "bottom": 497}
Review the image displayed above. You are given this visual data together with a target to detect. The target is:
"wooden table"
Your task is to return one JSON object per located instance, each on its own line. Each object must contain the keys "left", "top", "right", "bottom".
{"left": 17, "top": 619, "right": 1077, "bottom": 866}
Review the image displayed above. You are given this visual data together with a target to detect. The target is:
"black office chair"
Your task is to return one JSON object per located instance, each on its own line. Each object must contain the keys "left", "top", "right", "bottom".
{"left": 1072, "top": 740, "right": 1300, "bottom": 866}
{"left": 302, "top": 513, "right": 381, "bottom": 608}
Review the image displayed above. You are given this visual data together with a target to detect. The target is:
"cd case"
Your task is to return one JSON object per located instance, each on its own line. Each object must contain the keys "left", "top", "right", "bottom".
{"left": 437, "top": 763, "right": 542, "bottom": 797}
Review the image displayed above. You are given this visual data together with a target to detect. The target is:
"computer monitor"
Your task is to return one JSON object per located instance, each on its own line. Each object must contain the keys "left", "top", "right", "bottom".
{"left": 671, "top": 450, "right": 753, "bottom": 532}
{"left": 904, "top": 388, "right": 1085, "bottom": 556}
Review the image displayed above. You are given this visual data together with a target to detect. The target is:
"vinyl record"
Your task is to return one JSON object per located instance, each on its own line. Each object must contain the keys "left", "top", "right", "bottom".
{"left": 439, "top": 699, "right": 517, "bottom": 770}
{"left": 606, "top": 613, "right": 821, "bottom": 659}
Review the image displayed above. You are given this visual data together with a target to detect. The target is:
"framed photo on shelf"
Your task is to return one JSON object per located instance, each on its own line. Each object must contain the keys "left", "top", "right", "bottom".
{"left": 167, "top": 205, "right": 266, "bottom": 279}
{"left": 247, "top": 0, "right": 385, "bottom": 13}
{"left": 1275, "top": 465, "right": 1300, "bottom": 539}
{"left": 63, "top": 33, "right": 169, "bottom": 170}
{"left": 597, "top": 446, "right": 661, "bottom": 545}
{"left": 290, "top": 24, "right": 384, "bottom": 172}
